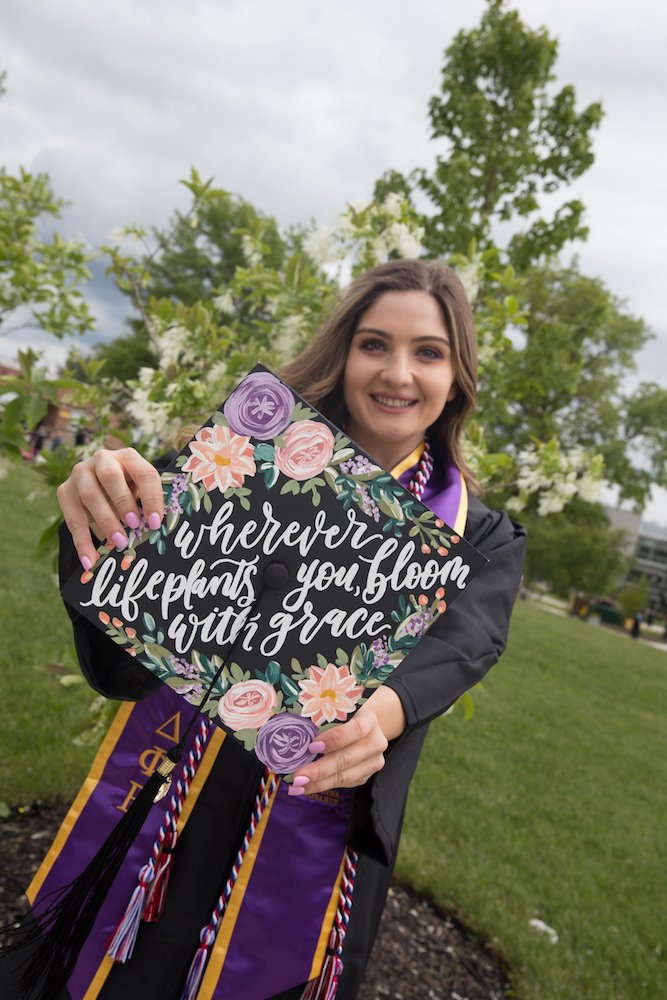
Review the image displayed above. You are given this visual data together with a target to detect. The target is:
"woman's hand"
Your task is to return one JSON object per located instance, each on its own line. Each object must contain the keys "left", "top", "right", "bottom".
{"left": 57, "top": 447, "right": 163, "bottom": 570}
{"left": 288, "top": 686, "right": 407, "bottom": 796}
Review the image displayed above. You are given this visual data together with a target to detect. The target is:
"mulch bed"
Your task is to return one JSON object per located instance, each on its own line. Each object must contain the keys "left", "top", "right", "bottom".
{"left": 1, "top": 801, "right": 514, "bottom": 999}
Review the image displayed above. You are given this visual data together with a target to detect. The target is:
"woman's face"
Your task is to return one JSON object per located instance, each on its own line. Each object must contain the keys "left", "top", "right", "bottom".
{"left": 343, "top": 290, "right": 456, "bottom": 470}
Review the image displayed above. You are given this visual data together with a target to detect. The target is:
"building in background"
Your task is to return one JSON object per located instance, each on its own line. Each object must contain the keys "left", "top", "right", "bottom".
{"left": 604, "top": 506, "right": 667, "bottom": 614}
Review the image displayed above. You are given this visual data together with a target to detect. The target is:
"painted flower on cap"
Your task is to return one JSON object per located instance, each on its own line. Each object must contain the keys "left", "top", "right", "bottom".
{"left": 254, "top": 712, "right": 319, "bottom": 772}
{"left": 298, "top": 662, "right": 364, "bottom": 726}
{"left": 223, "top": 372, "right": 294, "bottom": 439}
{"left": 182, "top": 424, "right": 256, "bottom": 493}
{"left": 274, "top": 420, "right": 335, "bottom": 481}
{"left": 217, "top": 679, "right": 278, "bottom": 731}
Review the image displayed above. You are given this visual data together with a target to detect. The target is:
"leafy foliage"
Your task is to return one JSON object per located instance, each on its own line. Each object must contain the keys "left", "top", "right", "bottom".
{"left": 0, "top": 166, "right": 93, "bottom": 338}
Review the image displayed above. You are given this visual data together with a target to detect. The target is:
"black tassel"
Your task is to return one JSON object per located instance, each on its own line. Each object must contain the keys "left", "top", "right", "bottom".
{"left": 4, "top": 747, "right": 181, "bottom": 1000}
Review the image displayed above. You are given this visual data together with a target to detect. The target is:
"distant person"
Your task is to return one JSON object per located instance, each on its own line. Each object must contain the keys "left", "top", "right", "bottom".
{"left": 630, "top": 611, "right": 643, "bottom": 639}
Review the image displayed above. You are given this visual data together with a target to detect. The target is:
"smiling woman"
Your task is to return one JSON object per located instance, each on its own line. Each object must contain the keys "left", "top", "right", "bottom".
{"left": 343, "top": 290, "right": 457, "bottom": 469}
{"left": 6, "top": 259, "right": 526, "bottom": 1000}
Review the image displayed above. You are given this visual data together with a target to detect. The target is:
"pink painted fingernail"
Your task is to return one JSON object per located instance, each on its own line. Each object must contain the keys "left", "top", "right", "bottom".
{"left": 81, "top": 555, "right": 92, "bottom": 571}
{"left": 112, "top": 531, "right": 128, "bottom": 549}
{"left": 308, "top": 741, "right": 326, "bottom": 754}
{"left": 148, "top": 512, "right": 161, "bottom": 530}
{"left": 288, "top": 786, "right": 305, "bottom": 797}
{"left": 292, "top": 775, "right": 310, "bottom": 787}
{"left": 124, "top": 511, "right": 141, "bottom": 529}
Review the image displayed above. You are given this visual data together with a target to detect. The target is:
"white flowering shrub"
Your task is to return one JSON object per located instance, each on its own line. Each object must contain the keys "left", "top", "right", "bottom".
{"left": 0, "top": 171, "right": 605, "bottom": 539}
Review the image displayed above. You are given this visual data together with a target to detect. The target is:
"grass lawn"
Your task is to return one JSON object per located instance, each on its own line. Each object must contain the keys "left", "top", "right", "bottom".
{"left": 0, "top": 462, "right": 111, "bottom": 803}
{"left": 399, "top": 599, "right": 667, "bottom": 999}
{"left": 2, "top": 463, "right": 665, "bottom": 997}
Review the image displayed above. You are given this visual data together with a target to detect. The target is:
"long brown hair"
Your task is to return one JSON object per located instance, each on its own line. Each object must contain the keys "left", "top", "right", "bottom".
{"left": 279, "top": 259, "right": 479, "bottom": 491}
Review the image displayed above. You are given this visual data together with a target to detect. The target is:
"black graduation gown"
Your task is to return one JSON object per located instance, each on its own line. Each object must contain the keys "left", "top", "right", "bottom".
{"left": 44, "top": 486, "right": 525, "bottom": 1000}
{"left": 0, "top": 452, "right": 525, "bottom": 1000}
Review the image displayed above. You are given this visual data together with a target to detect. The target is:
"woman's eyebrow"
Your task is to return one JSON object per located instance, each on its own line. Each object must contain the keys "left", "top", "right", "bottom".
{"left": 354, "top": 326, "right": 451, "bottom": 345}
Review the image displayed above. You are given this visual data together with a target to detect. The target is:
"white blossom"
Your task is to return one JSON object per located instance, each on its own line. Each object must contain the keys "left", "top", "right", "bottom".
{"left": 241, "top": 235, "right": 262, "bottom": 268}
{"left": 273, "top": 313, "right": 307, "bottom": 356}
{"left": 335, "top": 211, "right": 358, "bottom": 240}
{"left": 382, "top": 192, "right": 404, "bottom": 219}
{"left": 577, "top": 474, "right": 603, "bottom": 503}
{"left": 126, "top": 382, "right": 171, "bottom": 440}
{"left": 155, "top": 325, "right": 195, "bottom": 372}
{"left": 538, "top": 493, "right": 568, "bottom": 516}
{"left": 386, "top": 221, "right": 423, "bottom": 259}
{"left": 303, "top": 226, "right": 339, "bottom": 267}
{"left": 349, "top": 198, "right": 372, "bottom": 215}
{"left": 206, "top": 360, "right": 228, "bottom": 388}
{"left": 505, "top": 495, "right": 525, "bottom": 514}
{"left": 212, "top": 291, "right": 234, "bottom": 314}
{"left": 456, "top": 260, "right": 482, "bottom": 305}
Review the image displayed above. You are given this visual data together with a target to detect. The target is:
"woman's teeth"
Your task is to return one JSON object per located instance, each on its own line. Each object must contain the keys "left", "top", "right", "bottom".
{"left": 373, "top": 395, "right": 415, "bottom": 409}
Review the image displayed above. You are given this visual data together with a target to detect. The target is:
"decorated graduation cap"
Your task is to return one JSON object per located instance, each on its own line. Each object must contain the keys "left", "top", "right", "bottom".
{"left": 11, "top": 364, "right": 486, "bottom": 999}
{"left": 63, "top": 363, "right": 486, "bottom": 772}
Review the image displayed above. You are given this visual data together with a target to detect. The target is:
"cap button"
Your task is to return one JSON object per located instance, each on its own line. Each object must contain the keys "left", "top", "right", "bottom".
{"left": 263, "top": 561, "right": 289, "bottom": 589}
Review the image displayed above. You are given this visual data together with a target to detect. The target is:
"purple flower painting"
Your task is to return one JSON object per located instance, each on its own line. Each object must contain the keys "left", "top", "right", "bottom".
{"left": 223, "top": 372, "right": 294, "bottom": 439}
{"left": 254, "top": 712, "right": 320, "bottom": 772}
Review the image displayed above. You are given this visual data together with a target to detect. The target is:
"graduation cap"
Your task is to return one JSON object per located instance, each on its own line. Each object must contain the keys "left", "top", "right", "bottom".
{"left": 13, "top": 363, "right": 487, "bottom": 996}
{"left": 62, "top": 362, "right": 486, "bottom": 771}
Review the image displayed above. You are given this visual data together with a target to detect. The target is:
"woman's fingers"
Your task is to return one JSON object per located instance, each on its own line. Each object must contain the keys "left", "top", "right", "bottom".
{"left": 112, "top": 449, "right": 164, "bottom": 528}
{"left": 289, "top": 711, "right": 388, "bottom": 796}
{"left": 57, "top": 448, "right": 164, "bottom": 569}
{"left": 57, "top": 480, "right": 102, "bottom": 570}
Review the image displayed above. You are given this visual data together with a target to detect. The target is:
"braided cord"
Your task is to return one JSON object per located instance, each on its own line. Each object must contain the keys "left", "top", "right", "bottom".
{"left": 180, "top": 768, "right": 278, "bottom": 1000}
{"left": 408, "top": 436, "right": 433, "bottom": 501}
{"left": 107, "top": 717, "right": 212, "bottom": 961}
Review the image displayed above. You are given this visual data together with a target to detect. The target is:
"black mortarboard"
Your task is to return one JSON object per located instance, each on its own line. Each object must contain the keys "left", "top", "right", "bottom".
{"left": 61, "top": 363, "right": 486, "bottom": 773}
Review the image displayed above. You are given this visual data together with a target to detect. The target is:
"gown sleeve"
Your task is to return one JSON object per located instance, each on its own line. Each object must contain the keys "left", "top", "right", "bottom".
{"left": 348, "top": 496, "right": 527, "bottom": 865}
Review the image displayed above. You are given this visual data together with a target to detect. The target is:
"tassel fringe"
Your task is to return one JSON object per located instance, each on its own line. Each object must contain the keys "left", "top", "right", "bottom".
{"left": 9, "top": 747, "right": 181, "bottom": 1000}
{"left": 106, "top": 862, "right": 154, "bottom": 962}
{"left": 108, "top": 719, "right": 211, "bottom": 954}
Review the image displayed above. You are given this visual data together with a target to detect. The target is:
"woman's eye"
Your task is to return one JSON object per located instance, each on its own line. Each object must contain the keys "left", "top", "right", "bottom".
{"left": 418, "top": 347, "right": 442, "bottom": 359}
{"left": 359, "top": 339, "right": 385, "bottom": 352}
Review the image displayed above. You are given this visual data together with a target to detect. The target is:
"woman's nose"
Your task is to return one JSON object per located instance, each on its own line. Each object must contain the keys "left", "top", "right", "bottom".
{"left": 381, "top": 353, "right": 412, "bottom": 385}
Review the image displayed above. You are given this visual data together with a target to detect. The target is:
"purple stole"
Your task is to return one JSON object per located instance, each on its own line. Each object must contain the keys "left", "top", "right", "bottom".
{"left": 27, "top": 448, "right": 468, "bottom": 999}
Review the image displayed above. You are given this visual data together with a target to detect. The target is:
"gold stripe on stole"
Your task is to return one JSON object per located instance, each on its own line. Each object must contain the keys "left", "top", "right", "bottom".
{"left": 27, "top": 700, "right": 136, "bottom": 903}
{"left": 82, "top": 726, "right": 227, "bottom": 1000}
{"left": 197, "top": 776, "right": 281, "bottom": 999}
{"left": 454, "top": 472, "right": 468, "bottom": 536}
{"left": 390, "top": 443, "right": 424, "bottom": 480}
{"left": 306, "top": 853, "right": 346, "bottom": 982}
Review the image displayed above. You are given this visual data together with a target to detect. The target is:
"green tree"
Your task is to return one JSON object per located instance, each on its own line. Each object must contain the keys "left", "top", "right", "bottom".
{"left": 0, "top": 70, "right": 94, "bottom": 453}
{"left": 81, "top": 186, "right": 290, "bottom": 383}
{"left": 143, "top": 189, "right": 286, "bottom": 305}
{"left": 418, "top": 0, "right": 603, "bottom": 266}
{"left": 523, "top": 500, "right": 629, "bottom": 598}
{"left": 478, "top": 263, "right": 655, "bottom": 507}
{"left": 0, "top": 71, "right": 92, "bottom": 340}
{"left": 0, "top": 166, "right": 93, "bottom": 339}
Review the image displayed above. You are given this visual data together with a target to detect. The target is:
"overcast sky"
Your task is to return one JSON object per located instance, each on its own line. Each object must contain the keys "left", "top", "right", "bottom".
{"left": 2, "top": 0, "right": 666, "bottom": 522}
